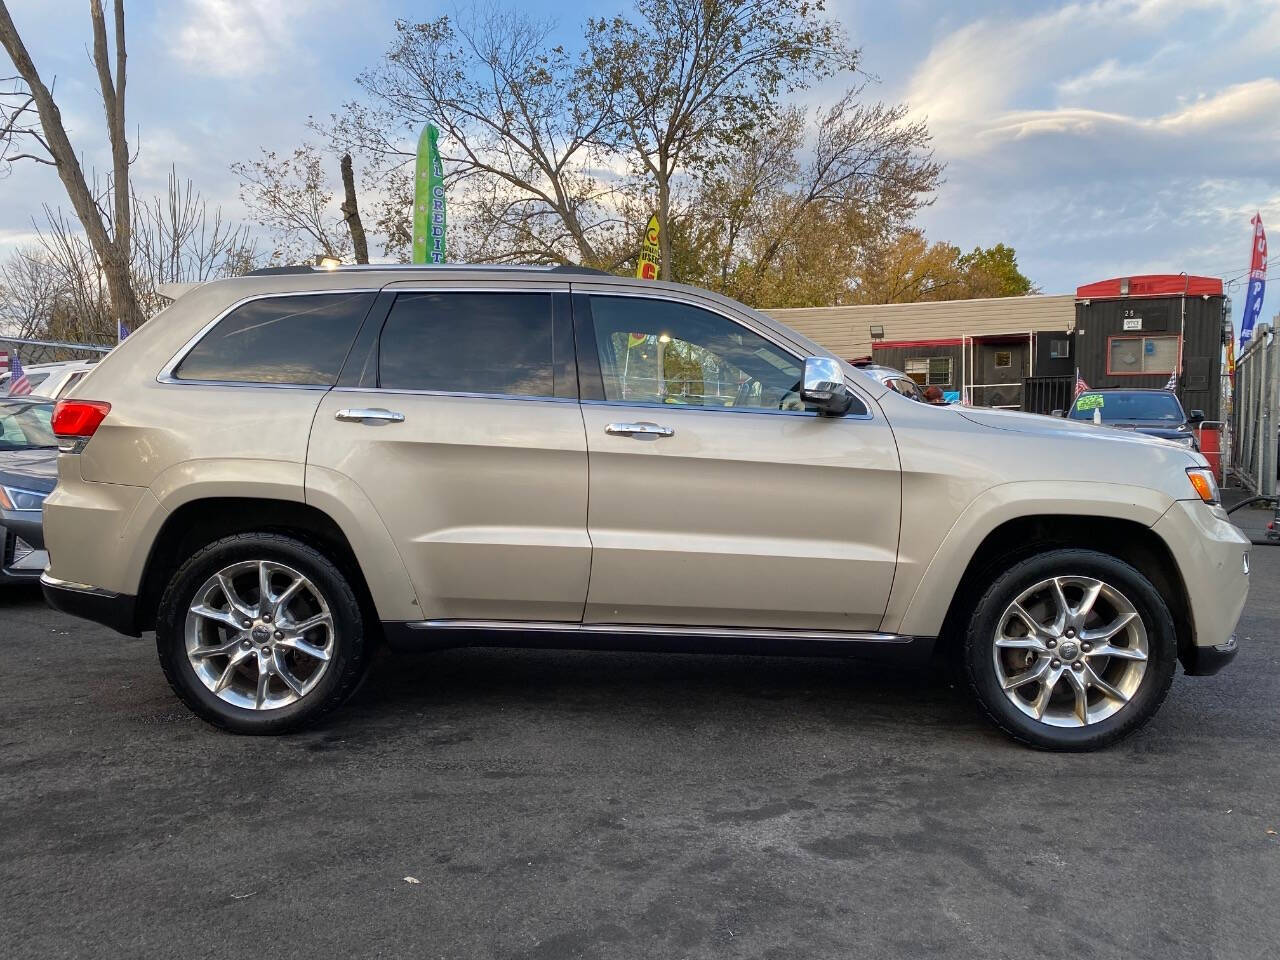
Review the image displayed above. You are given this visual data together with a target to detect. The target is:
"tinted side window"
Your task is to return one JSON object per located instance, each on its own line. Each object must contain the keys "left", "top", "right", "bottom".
{"left": 175, "top": 293, "right": 374, "bottom": 385}
{"left": 587, "top": 295, "right": 865, "bottom": 414}
{"left": 379, "top": 292, "right": 555, "bottom": 397}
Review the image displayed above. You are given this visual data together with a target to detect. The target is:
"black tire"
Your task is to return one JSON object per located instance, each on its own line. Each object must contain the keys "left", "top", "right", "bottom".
{"left": 963, "top": 548, "right": 1176, "bottom": 751}
{"left": 156, "top": 532, "right": 370, "bottom": 734}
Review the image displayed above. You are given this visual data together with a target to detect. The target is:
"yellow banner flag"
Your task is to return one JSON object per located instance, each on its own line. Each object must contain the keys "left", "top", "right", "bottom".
{"left": 636, "top": 214, "right": 660, "bottom": 280}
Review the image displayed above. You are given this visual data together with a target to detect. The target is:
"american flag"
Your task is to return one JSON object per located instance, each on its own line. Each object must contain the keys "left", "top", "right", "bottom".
{"left": 7, "top": 354, "right": 32, "bottom": 397}
{"left": 1073, "top": 372, "right": 1089, "bottom": 397}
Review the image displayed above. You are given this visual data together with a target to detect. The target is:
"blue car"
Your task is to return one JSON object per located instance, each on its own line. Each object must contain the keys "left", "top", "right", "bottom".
{"left": 0, "top": 397, "right": 56, "bottom": 584}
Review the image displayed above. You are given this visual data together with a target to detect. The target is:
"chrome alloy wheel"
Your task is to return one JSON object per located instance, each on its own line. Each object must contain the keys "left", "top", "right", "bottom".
{"left": 992, "top": 575, "right": 1149, "bottom": 728}
{"left": 184, "top": 560, "right": 335, "bottom": 711}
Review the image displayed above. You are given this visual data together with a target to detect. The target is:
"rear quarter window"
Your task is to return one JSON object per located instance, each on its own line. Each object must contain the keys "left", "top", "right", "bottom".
{"left": 174, "top": 293, "right": 375, "bottom": 385}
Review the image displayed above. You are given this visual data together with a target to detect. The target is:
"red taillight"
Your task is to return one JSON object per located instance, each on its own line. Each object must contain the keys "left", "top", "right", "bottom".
{"left": 51, "top": 400, "right": 112, "bottom": 438}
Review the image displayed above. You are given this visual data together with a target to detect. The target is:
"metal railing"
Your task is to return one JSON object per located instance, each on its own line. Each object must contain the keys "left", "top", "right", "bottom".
{"left": 1022, "top": 375, "right": 1075, "bottom": 415}
{"left": 1230, "top": 323, "right": 1277, "bottom": 498}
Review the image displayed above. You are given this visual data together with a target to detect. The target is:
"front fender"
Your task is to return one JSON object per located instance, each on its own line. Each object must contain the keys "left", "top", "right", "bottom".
{"left": 884, "top": 480, "right": 1176, "bottom": 637}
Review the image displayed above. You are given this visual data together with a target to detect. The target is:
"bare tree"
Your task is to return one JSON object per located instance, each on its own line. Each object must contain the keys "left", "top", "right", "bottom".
{"left": 586, "top": 0, "right": 859, "bottom": 279}
{"left": 231, "top": 145, "right": 351, "bottom": 264}
{"left": 132, "top": 167, "right": 260, "bottom": 315}
{"left": 33, "top": 206, "right": 114, "bottom": 343}
{"left": 1, "top": 171, "right": 257, "bottom": 344}
{"left": 0, "top": 0, "right": 142, "bottom": 330}
{"left": 339, "top": 153, "right": 369, "bottom": 264}
{"left": 323, "top": 9, "right": 624, "bottom": 265}
{"left": 0, "top": 245, "right": 64, "bottom": 338}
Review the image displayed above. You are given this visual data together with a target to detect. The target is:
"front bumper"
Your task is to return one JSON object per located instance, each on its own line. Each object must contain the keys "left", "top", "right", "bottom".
{"left": 1152, "top": 500, "right": 1250, "bottom": 672}
{"left": 40, "top": 573, "right": 140, "bottom": 636}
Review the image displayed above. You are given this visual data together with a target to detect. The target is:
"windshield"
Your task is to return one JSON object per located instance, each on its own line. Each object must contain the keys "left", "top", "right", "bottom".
{"left": 0, "top": 400, "right": 57, "bottom": 450}
{"left": 1069, "top": 391, "right": 1183, "bottom": 423}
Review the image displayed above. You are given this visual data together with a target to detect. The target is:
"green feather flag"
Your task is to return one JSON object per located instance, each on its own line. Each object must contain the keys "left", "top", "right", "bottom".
{"left": 412, "top": 124, "right": 446, "bottom": 264}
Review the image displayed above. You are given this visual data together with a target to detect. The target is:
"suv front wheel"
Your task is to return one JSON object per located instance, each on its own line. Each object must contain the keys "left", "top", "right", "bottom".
{"left": 156, "top": 533, "right": 370, "bottom": 734}
{"left": 963, "top": 548, "right": 1177, "bottom": 750}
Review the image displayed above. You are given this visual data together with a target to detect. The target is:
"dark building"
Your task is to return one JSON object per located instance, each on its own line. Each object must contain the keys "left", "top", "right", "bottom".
{"left": 1074, "top": 275, "right": 1230, "bottom": 420}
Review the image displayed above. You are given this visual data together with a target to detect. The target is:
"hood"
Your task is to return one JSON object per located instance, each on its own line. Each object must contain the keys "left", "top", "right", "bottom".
{"left": 0, "top": 448, "right": 59, "bottom": 492}
{"left": 1109, "top": 423, "right": 1193, "bottom": 441}
{"left": 955, "top": 406, "right": 1191, "bottom": 451}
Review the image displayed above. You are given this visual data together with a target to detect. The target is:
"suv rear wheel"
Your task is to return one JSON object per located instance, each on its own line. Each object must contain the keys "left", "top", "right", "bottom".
{"left": 156, "top": 532, "right": 370, "bottom": 734}
{"left": 963, "top": 548, "right": 1176, "bottom": 750}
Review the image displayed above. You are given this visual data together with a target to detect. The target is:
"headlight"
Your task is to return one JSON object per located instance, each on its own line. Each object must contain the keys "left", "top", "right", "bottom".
{"left": 1186, "top": 467, "right": 1220, "bottom": 505}
{"left": 0, "top": 485, "right": 48, "bottom": 511}
{"left": 1174, "top": 435, "right": 1195, "bottom": 448}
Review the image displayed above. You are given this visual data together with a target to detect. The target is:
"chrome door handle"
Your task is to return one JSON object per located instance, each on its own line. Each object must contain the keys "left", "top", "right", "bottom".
{"left": 334, "top": 408, "right": 405, "bottom": 424}
{"left": 604, "top": 421, "right": 675, "bottom": 438}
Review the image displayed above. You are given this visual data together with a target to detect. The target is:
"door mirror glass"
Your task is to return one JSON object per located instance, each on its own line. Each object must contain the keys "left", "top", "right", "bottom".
{"left": 799, "top": 356, "right": 850, "bottom": 415}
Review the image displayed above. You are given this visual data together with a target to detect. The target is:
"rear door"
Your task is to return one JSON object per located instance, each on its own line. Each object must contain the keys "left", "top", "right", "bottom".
{"left": 574, "top": 288, "right": 902, "bottom": 632}
{"left": 306, "top": 282, "right": 591, "bottom": 623}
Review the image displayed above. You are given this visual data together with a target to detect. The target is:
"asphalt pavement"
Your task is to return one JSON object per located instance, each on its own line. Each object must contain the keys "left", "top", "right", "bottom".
{"left": 1, "top": 547, "right": 1277, "bottom": 959}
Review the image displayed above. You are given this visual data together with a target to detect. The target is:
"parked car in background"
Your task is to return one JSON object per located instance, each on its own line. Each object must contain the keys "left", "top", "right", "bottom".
{"left": 1062, "top": 389, "right": 1202, "bottom": 450}
{"left": 0, "top": 397, "right": 56, "bottom": 583}
{"left": 852, "top": 361, "right": 931, "bottom": 402}
{"left": 40, "top": 266, "right": 1248, "bottom": 749}
{"left": 0, "top": 359, "right": 98, "bottom": 400}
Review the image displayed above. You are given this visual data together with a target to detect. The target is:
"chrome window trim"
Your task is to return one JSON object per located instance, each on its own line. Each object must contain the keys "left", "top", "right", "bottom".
{"left": 330, "top": 386, "right": 576, "bottom": 404}
{"left": 156, "top": 288, "right": 381, "bottom": 387}
{"left": 579, "top": 289, "right": 876, "bottom": 421}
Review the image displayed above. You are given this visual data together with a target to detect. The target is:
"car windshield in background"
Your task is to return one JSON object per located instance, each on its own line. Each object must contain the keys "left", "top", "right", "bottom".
{"left": 1069, "top": 392, "right": 1183, "bottom": 423}
{"left": 0, "top": 400, "right": 57, "bottom": 450}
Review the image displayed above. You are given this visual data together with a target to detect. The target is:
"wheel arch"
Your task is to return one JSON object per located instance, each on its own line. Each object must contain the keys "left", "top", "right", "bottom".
{"left": 931, "top": 514, "right": 1193, "bottom": 663}
{"left": 136, "top": 498, "right": 383, "bottom": 636}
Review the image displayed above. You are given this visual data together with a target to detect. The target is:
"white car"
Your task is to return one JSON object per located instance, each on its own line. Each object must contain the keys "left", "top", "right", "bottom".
{"left": 0, "top": 359, "right": 99, "bottom": 399}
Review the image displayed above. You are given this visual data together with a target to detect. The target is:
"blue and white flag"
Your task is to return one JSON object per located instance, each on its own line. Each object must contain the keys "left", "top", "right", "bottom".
{"left": 1240, "top": 213, "right": 1266, "bottom": 349}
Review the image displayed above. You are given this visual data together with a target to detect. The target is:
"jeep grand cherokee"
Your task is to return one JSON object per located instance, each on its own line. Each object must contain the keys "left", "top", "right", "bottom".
{"left": 40, "top": 265, "right": 1250, "bottom": 749}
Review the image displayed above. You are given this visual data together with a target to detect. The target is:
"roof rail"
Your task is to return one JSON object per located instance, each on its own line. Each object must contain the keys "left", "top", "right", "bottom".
{"left": 549, "top": 264, "right": 613, "bottom": 276}
{"left": 244, "top": 263, "right": 621, "bottom": 277}
{"left": 245, "top": 266, "right": 315, "bottom": 276}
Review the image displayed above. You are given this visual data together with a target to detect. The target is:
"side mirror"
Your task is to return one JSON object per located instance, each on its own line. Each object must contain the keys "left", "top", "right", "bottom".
{"left": 800, "top": 356, "right": 850, "bottom": 415}
{"left": 1051, "top": 409, "right": 1065, "bottom": 418}
{"left": 1188, "top": 409, "right": 1205, "bottom": 424}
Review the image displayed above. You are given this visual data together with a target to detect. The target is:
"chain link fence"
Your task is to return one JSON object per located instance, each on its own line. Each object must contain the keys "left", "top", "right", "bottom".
{"left": 0, "top": 336, "right": 111, "bottom": 367}
{"left": 1230, "top": 322, "right": 1278, "bottom": 498}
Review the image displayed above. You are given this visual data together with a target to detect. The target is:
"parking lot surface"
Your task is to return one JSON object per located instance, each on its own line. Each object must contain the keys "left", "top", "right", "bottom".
{"left": 1, "top": 547, "right": 1277, "bottom": 960}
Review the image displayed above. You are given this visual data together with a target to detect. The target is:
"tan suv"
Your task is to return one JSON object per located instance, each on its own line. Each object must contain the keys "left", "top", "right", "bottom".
{"left": 39, "top": 266, "right": 1249, "bottom": 749}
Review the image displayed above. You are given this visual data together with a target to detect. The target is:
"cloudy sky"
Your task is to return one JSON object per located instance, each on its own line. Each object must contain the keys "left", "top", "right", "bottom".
{"left": 2, "top": 0, "right": 1277, "bottom": 326}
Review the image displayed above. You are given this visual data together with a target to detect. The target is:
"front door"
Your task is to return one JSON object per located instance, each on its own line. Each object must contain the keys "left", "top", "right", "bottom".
{"left": 976, "top": 341, "right": 1029, "bottom": 409}
{"left": 307, "top": 287, "right": 591, "bottom": 623}
{"left": 574, "top": 290, "right": 901, "bottom": 632}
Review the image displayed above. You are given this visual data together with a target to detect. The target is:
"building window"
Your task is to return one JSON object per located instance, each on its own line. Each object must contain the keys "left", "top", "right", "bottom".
{"left": 993, "top": 350, "right": 1012, "bottom": 369}
{"left": 905, "top": 357, "right": 952, "bottom": 386}
{"left": 1049, "top": 338, "right": 1070, "bottom": 359}
{"left": 1107, "top": 335, "right": 1179, "bottom": 376}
